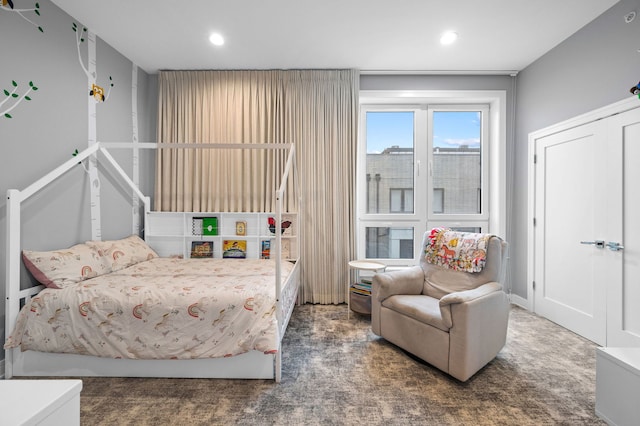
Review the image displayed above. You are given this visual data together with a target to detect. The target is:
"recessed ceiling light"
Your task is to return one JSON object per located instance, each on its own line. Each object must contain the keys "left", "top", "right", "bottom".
{"left": 440, "top": 31, "right": 458, "bottom": 45}
{"left": 209, "top": 33, "right": 225, "bottom": 46}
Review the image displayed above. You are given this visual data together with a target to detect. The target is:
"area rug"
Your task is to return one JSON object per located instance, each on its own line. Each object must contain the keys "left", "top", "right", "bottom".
{"left": 68, "top": 304, "right": 605, "bottom": 425}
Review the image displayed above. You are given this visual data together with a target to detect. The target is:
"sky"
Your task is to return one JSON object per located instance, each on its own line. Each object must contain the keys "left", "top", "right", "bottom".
{"left": 366, "top": 111, "right": 481, "bottom": 153}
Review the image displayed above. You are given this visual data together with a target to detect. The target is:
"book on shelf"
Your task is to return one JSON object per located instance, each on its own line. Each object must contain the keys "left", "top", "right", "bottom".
{"left": 202, "top": 217, "right": 218, "bottom": 235}
{"left": 350, "top": 287, "right": 371, "bottom": 296}
{"left": 190, "top": 241, "right": 213, "bottom": 258}
{"left": 235, "top": 221, "right": 247, "bottom": 236}
{"left": 222, "top": 240, "right": 247, "bottom": 258}
{"left": 350, "top": 281, "right": 372, "bottom": 296}
{"left": 193, "top": 216, "right": 218, "bottom": 236}
{"left": 261, "top": 240, "right": 271, "bottom": 259}
{"left": 352, "top": 283, "right": 372, "bottom": 291}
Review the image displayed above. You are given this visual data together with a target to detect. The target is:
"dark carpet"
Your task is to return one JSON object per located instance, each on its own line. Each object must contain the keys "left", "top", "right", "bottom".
{"left": 73, "top": 304, "right": 604, "bottom": 425}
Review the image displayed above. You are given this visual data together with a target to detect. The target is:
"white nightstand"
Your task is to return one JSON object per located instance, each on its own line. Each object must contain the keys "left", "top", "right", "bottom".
{"left": 596, "top": 347, "right": 640, "bottom": 426}
{"left": 348, "top": 260, "right": 386, "bottom": 315}
{"left": 0, "top": 379, "right": 82, "bottom": 426}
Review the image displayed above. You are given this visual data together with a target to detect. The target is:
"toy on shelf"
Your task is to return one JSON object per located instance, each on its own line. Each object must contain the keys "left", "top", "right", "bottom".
{"left": 630, "top": 81, "right": 640, "bottom": 98}
{"left": 268, "top": 217, "right": 291, "bottom": 235}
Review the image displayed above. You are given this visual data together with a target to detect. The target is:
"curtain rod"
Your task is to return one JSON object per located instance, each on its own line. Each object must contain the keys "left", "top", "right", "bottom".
{"left": 100, "top": 142, "right": 293, "bottom": 149}
{"left": 361, "top": 70, "right": 519, "bottom": 76}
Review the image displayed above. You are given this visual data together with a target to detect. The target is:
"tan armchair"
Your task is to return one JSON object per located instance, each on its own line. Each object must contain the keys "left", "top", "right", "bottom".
{"left": 371, "top": 231, "right": 510, "bottom": 382}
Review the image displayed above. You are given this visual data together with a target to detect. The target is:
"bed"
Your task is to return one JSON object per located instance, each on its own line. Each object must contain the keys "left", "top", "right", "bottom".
{"left": 3, "top": 143, "right": 300, "bottom": 381}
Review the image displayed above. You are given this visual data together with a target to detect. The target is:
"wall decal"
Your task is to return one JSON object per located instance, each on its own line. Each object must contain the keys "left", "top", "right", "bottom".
{"left": 72, "top": 22, "right": 114, "bottom": 103}
{"left": 1, "top": 79, "right": 38, "bottom": 119}
{"left": 72, "top": 148, "right": 90, "bottom": 172}
{"left": 1, "top": 1, "right": 43, "bottom": 32}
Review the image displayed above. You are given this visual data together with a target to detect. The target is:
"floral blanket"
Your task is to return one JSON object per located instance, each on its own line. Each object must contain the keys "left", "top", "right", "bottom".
{"left": 424, "top": 228, "right": 493, "bottom": 273}
{"left": 5, "top": 258, "right": 294, "bottom": 360}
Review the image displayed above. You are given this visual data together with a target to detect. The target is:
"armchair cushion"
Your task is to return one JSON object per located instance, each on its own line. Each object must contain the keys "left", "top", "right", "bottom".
{"left": 383, "top": 295, "right": 453, "bottom": 331}
{"left": 422, "top": 236, "right": 506, "bottom": 299}
{"left": 373, "top": 266, "right": 424, "bottom": 302}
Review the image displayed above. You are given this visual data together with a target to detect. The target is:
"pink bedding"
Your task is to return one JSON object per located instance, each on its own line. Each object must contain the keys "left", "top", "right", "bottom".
{"left": 5, "top": 258, "right": 294, "bottom": 360}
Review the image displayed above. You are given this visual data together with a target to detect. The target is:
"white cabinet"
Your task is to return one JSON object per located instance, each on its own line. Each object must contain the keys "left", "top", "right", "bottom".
{"left": 596, "top": 347, "right": 640, "bottom": 426}
{"left": 145, "top": 212, "right": 297, "bottom": 260}
{"left": 0, "top": 379, "right": 82, "bottom": 426}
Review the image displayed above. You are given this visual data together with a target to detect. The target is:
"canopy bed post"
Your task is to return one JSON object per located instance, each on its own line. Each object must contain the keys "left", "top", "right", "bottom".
{"left": 5, "top": 144, "right": 101, "bottom": 379}
{"left": 5, "top": 189, "right": 21, "bottom": 379}
{"left": 274, "top": 143, "right": 295, "bottom": 383}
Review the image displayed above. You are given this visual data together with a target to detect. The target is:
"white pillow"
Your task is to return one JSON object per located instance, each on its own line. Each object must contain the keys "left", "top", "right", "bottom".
{"left": 87, "top": 235, "right": 158, "bottom": 272}
{"left": 22, "top": 243, "right": 111, "bottom": 289}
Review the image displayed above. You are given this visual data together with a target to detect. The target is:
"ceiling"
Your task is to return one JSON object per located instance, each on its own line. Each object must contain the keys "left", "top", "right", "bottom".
{"left": 51, "top": 0, "right": 620, "bottom": 75}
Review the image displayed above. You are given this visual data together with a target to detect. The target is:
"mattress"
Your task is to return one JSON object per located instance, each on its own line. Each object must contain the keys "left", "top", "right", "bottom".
{"left": 5, "top": 258, "right": 294, "bottom": 360}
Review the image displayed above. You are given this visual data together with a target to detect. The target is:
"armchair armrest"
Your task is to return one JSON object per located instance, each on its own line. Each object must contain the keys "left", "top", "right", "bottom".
{"left": 446, "top": 282, "right": 510, "bottom": 381}
{"left": 439, "top": 282, "right": 503, "bottom": 307}
{"left": 372, "top": 266, "right": 424, "bottom": 302}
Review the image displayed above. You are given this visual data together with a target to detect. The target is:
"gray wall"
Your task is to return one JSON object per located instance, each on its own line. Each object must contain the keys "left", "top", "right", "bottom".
{"left": 0, "top": 2, "right": 157, "bottom": 360}
{"left": 513, "top": 0, "right": 640, "bottom": 301}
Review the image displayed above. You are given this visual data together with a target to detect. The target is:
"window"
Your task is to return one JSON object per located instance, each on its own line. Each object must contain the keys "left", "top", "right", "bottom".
{"left": 365, "top": 227, "right": 414, "bottom": 259}
{"left": 430, "top": 110, "right": 484, "bottom": 215}
{"left": 390, "top": 188, "right": 413, "bottom": 213}
{"left": 365, "top": 111, "right": 414, "bottom": 215}
{"left": 433, "top": 188, "right": 444, "bottom": 213}
{"left": 357, "top": 91, "right": 504, "bottom": 267}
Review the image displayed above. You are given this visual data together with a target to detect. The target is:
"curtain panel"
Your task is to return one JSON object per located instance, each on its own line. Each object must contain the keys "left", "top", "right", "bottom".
{"left": 156, "top": 69, "right": 359, "bottom": 304}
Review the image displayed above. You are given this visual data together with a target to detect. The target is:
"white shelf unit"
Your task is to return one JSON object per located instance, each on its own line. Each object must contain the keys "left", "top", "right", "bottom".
{"left": 145, "top": 211, "right": 298, "bottom": 260}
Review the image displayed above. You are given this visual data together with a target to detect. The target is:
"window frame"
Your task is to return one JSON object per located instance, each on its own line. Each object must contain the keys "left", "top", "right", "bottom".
{"left": 427, "top": 104, "right": 490, "bottom": 222}
{"left": 389, "top": 188, "right": 414, "bottom": 213}
{"left": 357, "top": 90, "right": 507, "bottom": 266}
{"left": 359, "top": 105, "right": 424, "bottom": 222}
{"left": 433, "top": 188, "right": 444, "bottom": 214}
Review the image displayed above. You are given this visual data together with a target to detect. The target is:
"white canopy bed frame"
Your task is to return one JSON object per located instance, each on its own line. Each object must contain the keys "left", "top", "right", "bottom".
{"left": 4, "top": 142, "right": 300, "bottom": 382}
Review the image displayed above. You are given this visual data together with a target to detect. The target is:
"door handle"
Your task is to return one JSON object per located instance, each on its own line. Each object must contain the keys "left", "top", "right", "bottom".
{"left": 606, "top": 241, "right": 624, "bottom": 251}
{"left": 580, "top": 240, "right": 605, "bottom": 248}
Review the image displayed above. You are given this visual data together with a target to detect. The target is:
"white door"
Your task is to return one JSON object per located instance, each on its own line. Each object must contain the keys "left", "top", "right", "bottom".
{"left": 533, "top": 106, "right": 640, "bottom": 347}
{"left": 533, "top": 121, "right": 607, "bottom": 345}
{"left": 605, "top": 108, "right": 640, "bottom": 347}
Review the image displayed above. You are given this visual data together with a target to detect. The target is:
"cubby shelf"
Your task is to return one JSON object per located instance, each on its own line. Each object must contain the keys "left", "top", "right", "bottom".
{"left": 145, "top": 212, "right": 297, "bottom": 260}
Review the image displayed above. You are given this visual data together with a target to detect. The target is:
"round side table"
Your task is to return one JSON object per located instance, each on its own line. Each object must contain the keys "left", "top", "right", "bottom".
{"left": 348, "top": 260, "right": 386, "bottom": 315}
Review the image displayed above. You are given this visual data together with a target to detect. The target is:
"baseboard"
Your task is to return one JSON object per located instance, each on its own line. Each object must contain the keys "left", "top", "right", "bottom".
{"left": 510, "top": 294, "right": 530, "bottom": 310}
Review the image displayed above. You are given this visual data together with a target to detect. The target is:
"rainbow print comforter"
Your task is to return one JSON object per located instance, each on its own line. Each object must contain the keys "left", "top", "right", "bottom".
{"left": 5, "top": 258, "right": 294, "bottom": 359}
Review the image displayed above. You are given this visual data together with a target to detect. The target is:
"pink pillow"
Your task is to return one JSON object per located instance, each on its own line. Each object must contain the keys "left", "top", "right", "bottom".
{"left": 22, "top": 243, "right": 111, "bottom": 289}
{"left": 87, "top": 235, "right": 158, "bottom": 272}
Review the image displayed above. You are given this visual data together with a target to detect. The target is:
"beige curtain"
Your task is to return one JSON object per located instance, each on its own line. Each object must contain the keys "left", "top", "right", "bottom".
{"left": 156, "top": 70, "right": 359, "bottom": 304}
